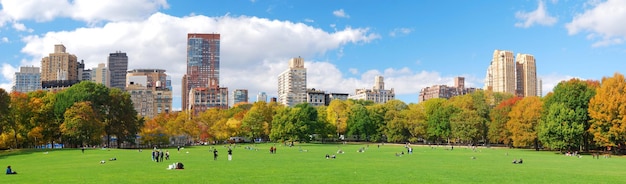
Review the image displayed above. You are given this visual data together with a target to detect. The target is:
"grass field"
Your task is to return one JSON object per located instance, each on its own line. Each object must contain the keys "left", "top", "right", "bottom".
{"left": 2, "top": 143, "right": 625, "bottom": 183}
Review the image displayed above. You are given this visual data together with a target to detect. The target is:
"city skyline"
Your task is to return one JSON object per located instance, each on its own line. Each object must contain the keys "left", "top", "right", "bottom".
{"left": 2, "top": 1, "right": 626, "bottom": 110}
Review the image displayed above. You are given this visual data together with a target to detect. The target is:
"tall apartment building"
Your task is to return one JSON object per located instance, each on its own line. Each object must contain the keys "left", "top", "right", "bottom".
{"left": 92, "top": 63, "right": 109, "bottom": 87}
{"left": 126, "top": 69, "right": 172, "bottom": 118}
{"left": 537, "top": 78, "right": 542, "bottom": 97}
{"left": 12, "top": 66, "right": 41, "bottom": 93}
{"left": 484, "top": 50, "right": 538, "bottom": 97}
{"left": 41, "top": 44, "right": 80, "bottom": 90}
{"left": 182, "top": 33, "right": 228, "bottom": 113}
{"left": 516, "top": 53, "right": 537, "bottom": 97}
{"left": 485, "top": 50, "right": 516, "bottom": 94}
{"left": 232, "top": 89, "right": 249, "bottom": 105}
{"left": 278, "top": 57, "right": 307, "bottom": 107}
{"left": 257, "top": 92, "right": 268, "bottom": 102}
{"left": 348, "top": 76, "right": 395, "bottom": 104}
{"left": 419, "top": 77, "right": 478, "bottom": 102}
{"left": 108, "top": 51, "right": 128, "bottom": 91}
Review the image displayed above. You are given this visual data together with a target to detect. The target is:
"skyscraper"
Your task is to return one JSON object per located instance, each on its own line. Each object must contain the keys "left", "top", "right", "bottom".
{"left": 108, "top": 51, "right": 128, "bottom": 90}
{"left": 516, "top": 53, "right": 537, "bottom": 97}
{"left": 278, "top": 57, "right": 307, "bottom": 107}
{"left": 257, "top": 92, "right": 267, "bottom": 102}
{"left": 485, "top": 50, "right": 516, "bottom": 94}
{"left": 182, "top": 33, "right": 227, "bottom": 112}
{"left": 12, "top": 66, "right": 41, "bottom": 93}
{"left": 232, "top": 89, "right": 249, "bottom": 105}
{"left": 41, "top": 44, "right": 78, "bottom": 82}
{"left": 40, "top": 44, "right": 80, "bottom": 91}
{"left": 485, "top": 50, "right": 538, "bottom": 97}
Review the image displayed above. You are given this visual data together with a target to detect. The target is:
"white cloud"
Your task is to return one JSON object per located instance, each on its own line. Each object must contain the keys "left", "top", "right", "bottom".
{"left": 514, "top": 0, "right": 557, "bottom": 28}
{"left": 566, "top": 0, "right": 626, "bottom": 47}
{"left": 333, "top": 9, "right": 350, "bottom": 18}
{"left": 389, "top": 28, "right": 413, "bottom": 37}
{"left": 12, "top": 22, "right": 33, "bottom": 32}
{"left": 348, "top": 68, "right": 358, "bottom": 75}
{"left": 17, "top": 13, "right": 380, "bottom": 109}
{"left": 0, "top": 63, "right": 17, "bottom": 91}
{"left": 1, "top": 37, "right": 7, "bottom": 43}
{"left": 0, "top": 0, "right": 168, "bottom": 24}
{"left": 304, "top": 18, "right": 314, "bottom": 23}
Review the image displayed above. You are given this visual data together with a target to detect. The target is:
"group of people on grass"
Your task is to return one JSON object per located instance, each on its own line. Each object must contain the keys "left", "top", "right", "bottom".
{"left": 152, "top": 149, "right": 170, "bottom": 162}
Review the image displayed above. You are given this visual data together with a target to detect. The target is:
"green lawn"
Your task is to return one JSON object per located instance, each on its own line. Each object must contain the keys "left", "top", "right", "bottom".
{"left": 1, "top": 143, "right": 624, "bottom": 183}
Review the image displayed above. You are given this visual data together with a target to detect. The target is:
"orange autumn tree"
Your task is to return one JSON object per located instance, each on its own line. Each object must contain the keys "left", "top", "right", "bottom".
{"left": 506, "top": 96, "right": 543, "bottom": 150}
{"left": 588, "top": 73, "right": 626, "bottom": 150}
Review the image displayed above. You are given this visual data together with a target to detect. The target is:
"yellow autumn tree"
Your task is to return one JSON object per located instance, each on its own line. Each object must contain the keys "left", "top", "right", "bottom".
{"left": 326, "top": 99, "right": 349, "bottom": 138}
{"left": 506, "top": 96, "right": 543, "bottom": 150}
{"left": 588, "top": 73, "right": 626, "bottom": 149}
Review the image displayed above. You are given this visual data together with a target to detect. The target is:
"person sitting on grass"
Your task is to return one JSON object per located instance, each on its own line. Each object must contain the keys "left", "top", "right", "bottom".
{"left": 6, "top": 166, "right": 17, "bottom": 174}
{"left": 518, "top": 158, "right": 523, "bottom": 164}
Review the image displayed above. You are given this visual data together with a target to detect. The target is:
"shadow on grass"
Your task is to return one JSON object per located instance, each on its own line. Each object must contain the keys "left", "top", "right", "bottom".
{"left": 0, "top": 148, "right": 68, "bottom": 159}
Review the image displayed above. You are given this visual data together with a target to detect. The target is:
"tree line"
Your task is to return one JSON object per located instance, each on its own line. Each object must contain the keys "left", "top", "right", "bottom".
{"left": 0, "top": 81, "right": 142, "bottom": 149}
{"left": 2, "top": 73, "right": 626, "bottom": 153}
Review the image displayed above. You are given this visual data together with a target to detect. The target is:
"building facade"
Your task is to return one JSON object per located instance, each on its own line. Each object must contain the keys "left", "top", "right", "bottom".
{"left": 278, "top": 57, "right": 307, "bottom": 107}
{"left": 126, "top": 69, "right": 172, "bottom": 118}
{"left": 182, "top": 33, "right": 227, "bottom": 112}
{"left": 306, "top": 88, "right": 326, "bottom": 107}
{"left": 257, "top": 92, "right": 268, "bottom": 102}
{"left": 484, "top": 50, "right": 538, "bottom": 97}
{"left": 515, "top": 53, "right": 537, "bottom": 97}
{"left": 41, "top": 44, "right": 79, "bottom": 82}
{"left": 485, "top": 50, "right": 516, "bottom": 94}
{"left": 232, "top": 89, "right": 249, "bottom": 105}
{"left": 12, "top": 66, "right": 41, "bottom": 93}
{"left": 189, "top": 87, "right": 229, "bottom": 113}
{"left": 92, "top": 63, "right": 109, "bottom": 87}
{"left": 108, "top": 51, "right": 128, "bottom": 91}
{"left": 419, "top": 77, "right": 478, "bottom": 102}
{"left": 40, "top": 44, "right": 80, "bottom": 91}
{"left": 348, "top": 76, "right": 395, "bottom": 104}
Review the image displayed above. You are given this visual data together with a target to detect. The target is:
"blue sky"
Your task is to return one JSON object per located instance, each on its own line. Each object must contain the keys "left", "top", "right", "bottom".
{"left": 1, "top": 0, "right": 626, "bottom": 110}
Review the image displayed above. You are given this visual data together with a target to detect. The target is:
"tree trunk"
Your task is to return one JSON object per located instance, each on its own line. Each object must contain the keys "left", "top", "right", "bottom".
{"left": 13, "top": 130, "right": 18, "bottom": 148}
{"left": 534, "top": 138, "right": 539, "bottom": 151}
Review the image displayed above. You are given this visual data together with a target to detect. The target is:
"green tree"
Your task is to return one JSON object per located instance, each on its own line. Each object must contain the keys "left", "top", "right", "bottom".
{"left": 381, "top": 100, "right": 409, "bottom": 143}
{"left": 589, "top": 73, "right": 626, "bottom": 149}
{"left": 405, "top": 103, "right": 427, "bottom": 142}
{"left": 449, "top": 93, "right": 488, "bottom": 144}
{"left": 315, "top": 106, "right": 335, "bottom": 142}
{"left": 0, "top": 88, "right": 9, "bottom": 134}
{"left": 242, "top": 101, "right": 273, "bottom": 141}
{"left": 539, "top": 78, "right": 598, "bottom": 151}
{"left": 538, "top": 103, "right": 581, "bottom": 151}
{"left": 104, "top": 88, "right": 142, "bottom": 148}
{"left": 61, "top": 102, "right": 104, "bottom": 146}
{"left": 347, "top": 104, "right": 374, "bottom": 141}
{"left": 507, "top": 96, "right": 543, "bottom": 150}
{"left": 423, "top": 98, "right": 455, "bottom": 144}
{"left": 54, "top": 81, "right": 109, "bottom": 147}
